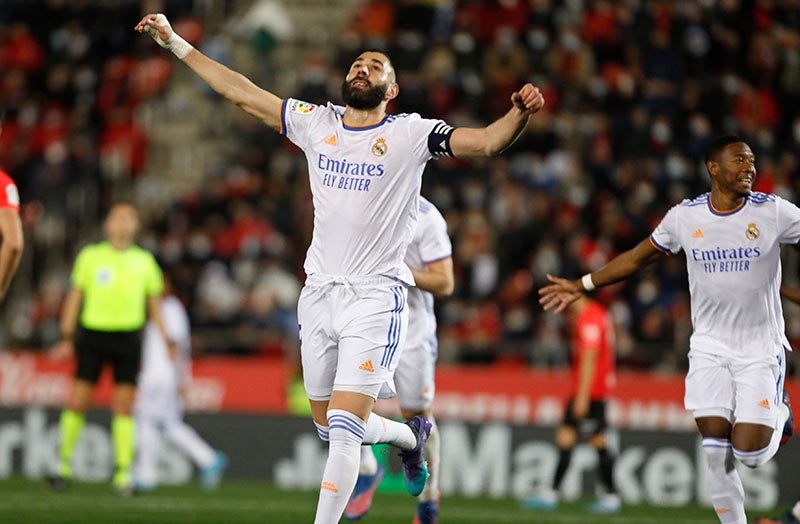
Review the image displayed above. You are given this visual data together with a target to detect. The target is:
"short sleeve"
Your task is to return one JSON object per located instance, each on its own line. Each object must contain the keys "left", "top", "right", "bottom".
{"left": 649, "top": 205, "right": 682, "bottom": 255}
{"left": 280, "top": 98, "right": 322, "bottom": 150}
{"left": 577, "top": 322, "right": 603, "bottom": 349}
{"left": 0, "top": 172, "right": 20, "bottom": 211}
{"left": 416, "top": 206, "right": 452, "bottom": 264}
{"left": 145, "top": 255, "right": 165, "bottom": 298}
{"left": 776, "top": 197, "right": 800, "bottom": 245}
{"left": 70, "top": 247, "right": 91, "bottom": 291}
{"left": 407, "top": 116, "right": 455, "bottom": 163}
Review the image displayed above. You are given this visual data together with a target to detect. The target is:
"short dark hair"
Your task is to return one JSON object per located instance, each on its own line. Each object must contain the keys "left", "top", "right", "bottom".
{"left": 358, "top": 49, "right": 395, "bottom": 81}
{"left": 704, "top": 135, "right": 746, "bottom": 164}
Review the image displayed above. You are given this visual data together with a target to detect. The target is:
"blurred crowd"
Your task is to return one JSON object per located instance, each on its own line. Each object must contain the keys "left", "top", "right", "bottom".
{"left": 2, "top": 0, "right": 800, "bottom": 373}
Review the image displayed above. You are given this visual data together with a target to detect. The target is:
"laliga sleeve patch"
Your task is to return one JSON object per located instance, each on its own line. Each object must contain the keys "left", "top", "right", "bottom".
{"left": 289, "top": 100, "right": 317, "bottom": 115}
{"left": 427, "top": 121, "right": 455, "bottom": 158}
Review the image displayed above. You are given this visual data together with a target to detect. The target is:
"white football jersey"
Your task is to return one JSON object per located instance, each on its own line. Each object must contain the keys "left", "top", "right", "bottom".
{"left": 138, "top": 296, "right": 191, "bottom": 388}
{"left": 281, "top": 98, "right": 454, "bottom": 284}
{"left": 404, "top": 196, "right": 452, "bottom": 350}
{"left": 650, "top": 192, "right": 800, "bottom": 358}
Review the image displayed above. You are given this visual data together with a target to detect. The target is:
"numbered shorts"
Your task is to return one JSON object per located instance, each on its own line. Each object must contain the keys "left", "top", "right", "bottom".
{"left": 298, "top": 276, "right": 408, "bottom": 401}
{"left": 394, "top": 334, "right": 437, "bottom": 412}
{"left": 685, "top": 348, "right": 786, "bottom": 428}
{"left": 75, "top": 327, "right": 142, "bottom": 385}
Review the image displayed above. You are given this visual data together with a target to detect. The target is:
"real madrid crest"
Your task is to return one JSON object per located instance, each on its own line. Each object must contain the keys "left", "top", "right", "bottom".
{"left": 371, "top": 138, "right": 387, "bottom": 157}
{"left": 745, "top": 222, "right": 759, "bottom": 240}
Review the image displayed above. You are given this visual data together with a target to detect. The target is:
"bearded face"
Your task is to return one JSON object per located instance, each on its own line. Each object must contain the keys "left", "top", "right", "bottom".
{"left": 341, "top": 77, "right": 389, "bottom": 110}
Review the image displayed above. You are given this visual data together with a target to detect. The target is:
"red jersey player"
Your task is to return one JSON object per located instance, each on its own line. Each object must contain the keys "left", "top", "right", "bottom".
{"left": 0, "top": 115, "right": 24, "bottom": 301}
{"left": 523, "top": 295, "right": 620, "bottom": 514}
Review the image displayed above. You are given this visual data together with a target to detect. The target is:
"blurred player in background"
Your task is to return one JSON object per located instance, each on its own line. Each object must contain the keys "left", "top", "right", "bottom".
{"left": 540, "top": 136, "right": 795, "bottom": 524}
{"left": 134, "top": 272, "right": 228, "bottom": 492}
{"left": 0, "top": 111, "right": 24, "bottom": 303}
{"left": 47, "top": 203, "right": 171, "bottom": 494}
{"left": 522, "top": 294, "right": 620, "bottom": 514}
{"left": 137, "top": 12, "right": 543, "bottom": 524}
{"left": 345, "top": 196, "right": 453, "bottom": 523}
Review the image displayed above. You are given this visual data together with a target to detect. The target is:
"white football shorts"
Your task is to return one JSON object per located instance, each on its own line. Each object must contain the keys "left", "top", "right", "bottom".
{"left": 135, "top": 375, "right": 183, "bottom": 425}
{"left": 298, "top": 274, "right": 408, "bottom": 401}
{"left": 685, "top": 347, "right": 786, "bottom": 428}
{"left": 394, "top": 334, "right": 437, "bottom": 412}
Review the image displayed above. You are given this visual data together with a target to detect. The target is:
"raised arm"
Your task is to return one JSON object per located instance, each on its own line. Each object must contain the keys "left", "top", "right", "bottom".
{"left": 449, "top": 83, "right": 545, "bottom": 158}
{"left": 135, "top": 13, "right": 283, "bottom": 131}
{"left": 539, "top": 237, "right": 665, "bottom": 313}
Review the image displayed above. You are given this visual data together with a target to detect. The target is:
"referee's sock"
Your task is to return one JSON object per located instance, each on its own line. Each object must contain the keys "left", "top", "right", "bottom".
{"left": 58, "top": 410, "right": 85, "bottom": 478}
{"left": 111, "top": 415, "right": 135, "bottom": 487}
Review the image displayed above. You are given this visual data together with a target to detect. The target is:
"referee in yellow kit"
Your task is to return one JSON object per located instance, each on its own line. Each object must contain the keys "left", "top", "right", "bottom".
{"left": 47, "top": 202, "right": 173, "bottom": 494}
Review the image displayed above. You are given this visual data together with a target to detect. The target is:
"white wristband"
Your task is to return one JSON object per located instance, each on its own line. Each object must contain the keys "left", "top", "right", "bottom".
{"left": 145, "top": 14, "right": 194, "bottom": 60}
{"left": 166, "top": 33, "right": 193, "bottom": 60}
{"left": 581, "top": 273, "right": 595, "bottom": 292}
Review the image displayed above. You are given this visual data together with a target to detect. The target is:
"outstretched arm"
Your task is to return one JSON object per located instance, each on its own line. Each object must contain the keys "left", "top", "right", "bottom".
{"left": 135, "top": 13, "right": 283, "bottom": 131}
{"left": 449, "top": 84, "right": 545, "bottom": 158}
{"left": 539, "top": 237, "right": 665, "bottom": 313}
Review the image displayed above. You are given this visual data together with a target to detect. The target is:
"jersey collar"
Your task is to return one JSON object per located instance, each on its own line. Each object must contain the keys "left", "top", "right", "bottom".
{"left": 707, "top": 194, "right": 747, "bottom": 216}
{"left": 342, "top": 114, "right": 388, "bottom": 131}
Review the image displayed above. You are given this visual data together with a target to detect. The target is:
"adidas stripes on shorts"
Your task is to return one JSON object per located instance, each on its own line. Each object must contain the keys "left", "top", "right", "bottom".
{"left": 298, "top": 275, "right": 408, "bottom": 401}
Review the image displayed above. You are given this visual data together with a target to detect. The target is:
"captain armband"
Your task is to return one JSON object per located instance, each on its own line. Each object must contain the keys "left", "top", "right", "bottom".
{"left": 427, "top": 122, "right": 455, "bottom": 158}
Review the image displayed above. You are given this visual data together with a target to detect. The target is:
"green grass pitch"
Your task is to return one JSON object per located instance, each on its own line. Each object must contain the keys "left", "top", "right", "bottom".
{"left": 0, "top": 476, "right": 754, "bottom": 523}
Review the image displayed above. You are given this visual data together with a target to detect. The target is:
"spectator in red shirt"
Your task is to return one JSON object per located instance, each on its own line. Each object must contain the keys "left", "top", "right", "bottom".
{"left": 523, "top": 295, "right": 620, "bottom": 514}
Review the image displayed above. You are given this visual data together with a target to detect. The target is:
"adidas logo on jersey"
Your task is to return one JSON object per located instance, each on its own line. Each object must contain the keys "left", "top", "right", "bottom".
{"left": 758, "top": 398, "right": 770, "bottom": 409}
{"left": 358, "top": 360, "right": 374, "bottom": 372}
{"left": 692, "top": 229, "right": 704, "bottom": 238}
{"left": 321, "top": 481, "right": 338, "bottom": 493}
{"left": 324, "top": 134, "right": 337, "bottom": 146}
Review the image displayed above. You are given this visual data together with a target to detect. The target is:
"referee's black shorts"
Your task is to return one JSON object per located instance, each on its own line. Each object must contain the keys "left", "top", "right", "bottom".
{"left": 74, "top": 327, "right": 142, "bottom": 385}
{"left": 562, "top": 397, "right": 609, "bottom": 436}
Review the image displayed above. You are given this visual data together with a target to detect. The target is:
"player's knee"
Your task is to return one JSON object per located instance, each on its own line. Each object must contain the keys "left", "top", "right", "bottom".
{"left": 732, "top": 446, "right": 769, "bottom": 468}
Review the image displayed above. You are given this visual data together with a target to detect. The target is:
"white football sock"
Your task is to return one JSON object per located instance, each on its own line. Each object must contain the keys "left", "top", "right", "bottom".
{"left": 315, "top": 422, "right": 330, "bottom": 442}
{"left": 165, "top": 421, "right": 215, "bottom": 468}
{"left": 359, "top": 445, "right": 379, "bottom": 476}
{"left": 419, "top": 416, "right": 440, "bottom": 502}
{"left": 362, "top": 412, "right": 416, "bottom": 450}
{"left": 703, "top": 438, "right": 746, "bottom": 524}
{"left": 314, "top": 409, "right": 365, "bottom": 524}
{"left": 135, "top": 417, "right": 160, "bottom": 487}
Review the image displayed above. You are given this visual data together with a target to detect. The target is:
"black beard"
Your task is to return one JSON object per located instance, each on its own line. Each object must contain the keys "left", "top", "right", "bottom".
{"left": 341, "top": 78, "right": 387, "bottom": 110}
